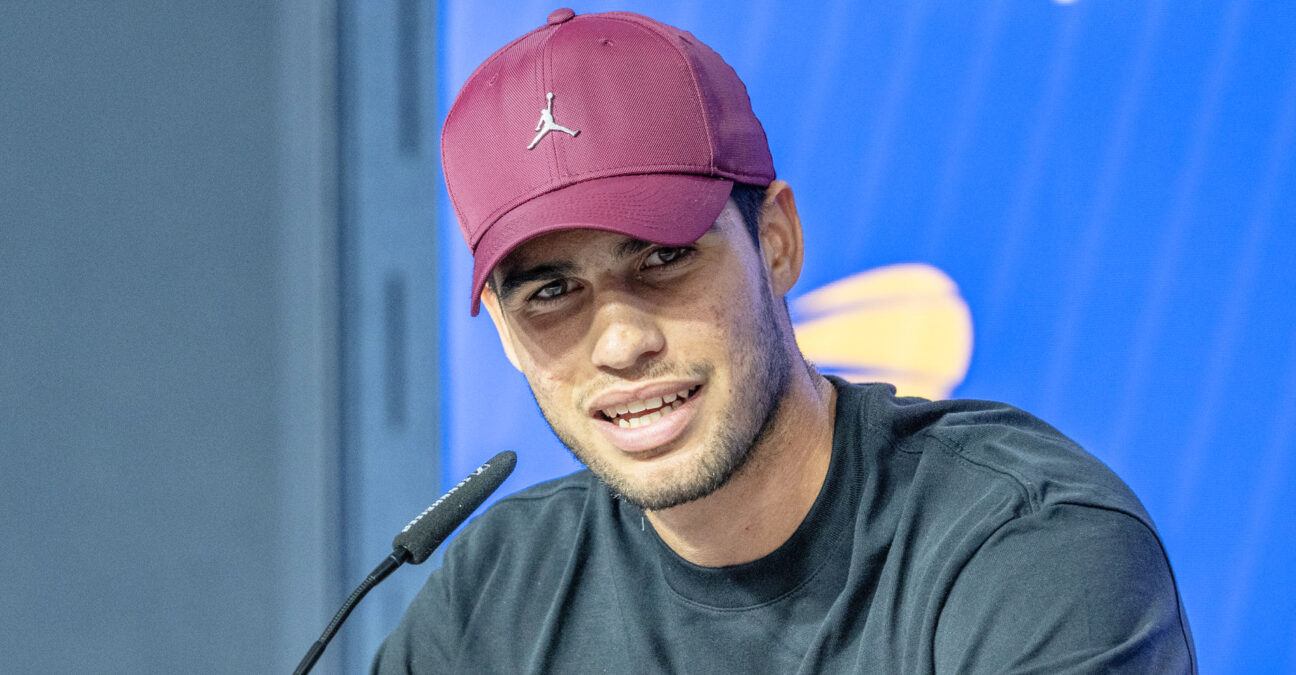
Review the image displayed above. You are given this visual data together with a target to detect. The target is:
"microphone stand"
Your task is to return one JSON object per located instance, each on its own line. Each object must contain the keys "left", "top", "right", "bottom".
{"left": 292, "top": 549, "right": 410, "bottom": 675}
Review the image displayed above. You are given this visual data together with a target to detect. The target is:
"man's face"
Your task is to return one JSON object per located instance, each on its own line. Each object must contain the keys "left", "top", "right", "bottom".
{"left": 485, "top": 201, "right": 792, "bottom": 511}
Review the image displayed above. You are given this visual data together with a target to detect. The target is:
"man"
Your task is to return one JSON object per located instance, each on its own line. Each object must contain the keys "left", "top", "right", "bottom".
{"left": 375, "top": 8, "right": 1195, "bottom": 673}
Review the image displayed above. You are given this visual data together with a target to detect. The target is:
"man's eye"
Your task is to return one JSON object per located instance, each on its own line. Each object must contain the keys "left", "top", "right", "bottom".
{"left": 531, "top": 279, "right": 574, "bottom": 302}
{"left": 644, "top": 247, "right": 693, "bottom": 268}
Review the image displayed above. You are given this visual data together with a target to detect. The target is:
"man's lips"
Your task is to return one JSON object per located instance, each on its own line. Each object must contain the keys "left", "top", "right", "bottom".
{"left": 588, "top": 383, "right": 704, "bottom": 454}
{"left": 587, "top": 381, "right": 703, "bottom": 421}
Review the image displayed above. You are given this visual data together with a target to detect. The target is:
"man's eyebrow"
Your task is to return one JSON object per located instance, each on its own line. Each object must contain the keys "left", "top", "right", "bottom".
{"left": 495, "top": 237, "right": 656, "bottom": 303}
{"left": 497, "top": 261, "right": 577, "bottom": 303}
{"left": 613, "top": 237, "right": 654, "bottom": 260}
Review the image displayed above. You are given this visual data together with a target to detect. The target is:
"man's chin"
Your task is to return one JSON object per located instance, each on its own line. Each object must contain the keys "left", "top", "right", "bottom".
{"left": 579, "top": 442, "right": 747, "bottom": 512}
{"left": 604, "top": 476, "right": 719, "bottom": 512}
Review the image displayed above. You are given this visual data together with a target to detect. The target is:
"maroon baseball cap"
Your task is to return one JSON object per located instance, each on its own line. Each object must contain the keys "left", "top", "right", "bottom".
{"left": 443, "top": 8, "right": 776, "bottom": 315}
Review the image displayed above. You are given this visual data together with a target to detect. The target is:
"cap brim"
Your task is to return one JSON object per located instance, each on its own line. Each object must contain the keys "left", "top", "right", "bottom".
{"left": 469, "top": 173, "right": 733, "bottom": 315}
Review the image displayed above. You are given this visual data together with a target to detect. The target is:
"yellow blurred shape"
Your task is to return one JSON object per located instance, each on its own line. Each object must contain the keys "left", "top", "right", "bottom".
{"left": 793, "top": 263, "right": 973, "bottom": 400}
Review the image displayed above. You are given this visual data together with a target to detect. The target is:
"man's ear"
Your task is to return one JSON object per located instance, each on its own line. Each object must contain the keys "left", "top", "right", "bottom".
{"left": 481, "top": 284, "right": 523, "bottom": 372}
{"left": 756, "top": 180, "right": 805, "bottom": 297}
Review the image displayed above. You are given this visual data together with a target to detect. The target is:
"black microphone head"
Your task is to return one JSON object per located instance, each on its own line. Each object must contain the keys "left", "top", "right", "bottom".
{"left": 392, "top": 450, "right": 516, "bottom": 564}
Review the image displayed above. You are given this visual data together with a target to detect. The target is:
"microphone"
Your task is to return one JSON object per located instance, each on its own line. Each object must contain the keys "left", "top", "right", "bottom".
{"left": 293, "top": 450, "right": 517, "bottom": 675}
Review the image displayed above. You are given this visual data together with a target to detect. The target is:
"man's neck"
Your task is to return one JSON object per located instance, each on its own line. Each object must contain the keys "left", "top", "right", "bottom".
{"left": 644, "top": 368, "right": 837, "bottom": 567}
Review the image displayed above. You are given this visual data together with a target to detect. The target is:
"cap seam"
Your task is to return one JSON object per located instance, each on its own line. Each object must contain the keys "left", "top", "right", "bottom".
{"left": 539, "top": 22, "right": 563, "bottom": 181}
{"left": 537, "top": 25, "right": 562, "bottom": 187}
{"left": 593, "top": 15, "right": 717, "bottom": 172}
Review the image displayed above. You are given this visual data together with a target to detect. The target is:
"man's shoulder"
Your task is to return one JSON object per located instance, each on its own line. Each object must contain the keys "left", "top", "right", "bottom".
{"left": 836, "top": 379, "right": 1149, "bottom": 520}
{"left": 446, "top": 468, "right": 602, "bottom": 556}
{"left": 492, "top": 467, "right": 599, "bottom": 509}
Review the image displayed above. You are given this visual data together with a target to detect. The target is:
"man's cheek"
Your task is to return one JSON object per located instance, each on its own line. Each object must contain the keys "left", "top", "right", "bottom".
{"left": 516, "top": 312, "right": 589, "bottom": 363}
{"left": 528, "top": 370, "right": 576, "bottom": 411}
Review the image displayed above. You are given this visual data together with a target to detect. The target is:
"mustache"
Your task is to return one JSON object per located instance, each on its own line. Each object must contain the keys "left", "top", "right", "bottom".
{"left": 578, "top": 360, "right": 714, "bottom": 405}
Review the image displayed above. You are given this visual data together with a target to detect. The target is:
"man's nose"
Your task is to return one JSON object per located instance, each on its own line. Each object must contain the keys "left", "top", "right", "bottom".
{"left": 590, "top": 299, "right": 665, "bottom": 371}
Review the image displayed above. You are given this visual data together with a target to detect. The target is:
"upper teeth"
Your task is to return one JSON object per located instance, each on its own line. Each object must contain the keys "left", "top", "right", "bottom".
{"left": 602, "top": 387, "right": 695, "bottom": 429}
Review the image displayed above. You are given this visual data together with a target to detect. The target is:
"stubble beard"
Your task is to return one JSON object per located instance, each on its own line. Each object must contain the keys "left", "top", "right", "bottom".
{"left": 531, "top": 288, "right": 793, "bottom": 512}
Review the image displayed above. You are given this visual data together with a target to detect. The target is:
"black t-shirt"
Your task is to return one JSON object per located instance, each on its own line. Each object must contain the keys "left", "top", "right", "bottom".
{"left": 374, "top": 379, "right": 1196, "bottom": 673}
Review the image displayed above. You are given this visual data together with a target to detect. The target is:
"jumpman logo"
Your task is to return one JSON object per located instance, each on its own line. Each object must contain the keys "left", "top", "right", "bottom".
{"left": 527, "top": 92, "right": 580, "bottom": 150}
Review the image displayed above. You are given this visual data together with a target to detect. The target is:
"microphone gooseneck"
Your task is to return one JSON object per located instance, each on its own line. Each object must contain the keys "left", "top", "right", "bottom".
{"left": 293, "top": 451, "right": 517, "bottom": 675}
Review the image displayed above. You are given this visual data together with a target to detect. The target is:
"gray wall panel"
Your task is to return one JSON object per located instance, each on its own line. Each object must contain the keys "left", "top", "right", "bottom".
{"left": 1, "top": 2, "right": 340, "bottom": 672}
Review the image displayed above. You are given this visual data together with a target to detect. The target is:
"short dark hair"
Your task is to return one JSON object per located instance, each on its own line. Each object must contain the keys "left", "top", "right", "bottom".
{"left": 729, "top": 182, "right": 768, "bottom": 248}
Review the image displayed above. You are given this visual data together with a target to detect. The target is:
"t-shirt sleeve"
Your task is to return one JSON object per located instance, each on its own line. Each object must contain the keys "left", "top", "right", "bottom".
{"left": 933, "top": 503, "right": 1196, "bottom": 674}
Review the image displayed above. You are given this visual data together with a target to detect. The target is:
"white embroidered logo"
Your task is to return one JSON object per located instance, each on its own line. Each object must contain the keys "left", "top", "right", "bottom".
{"left": 527, "top": 92, "right": 579, "bottom": 150}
